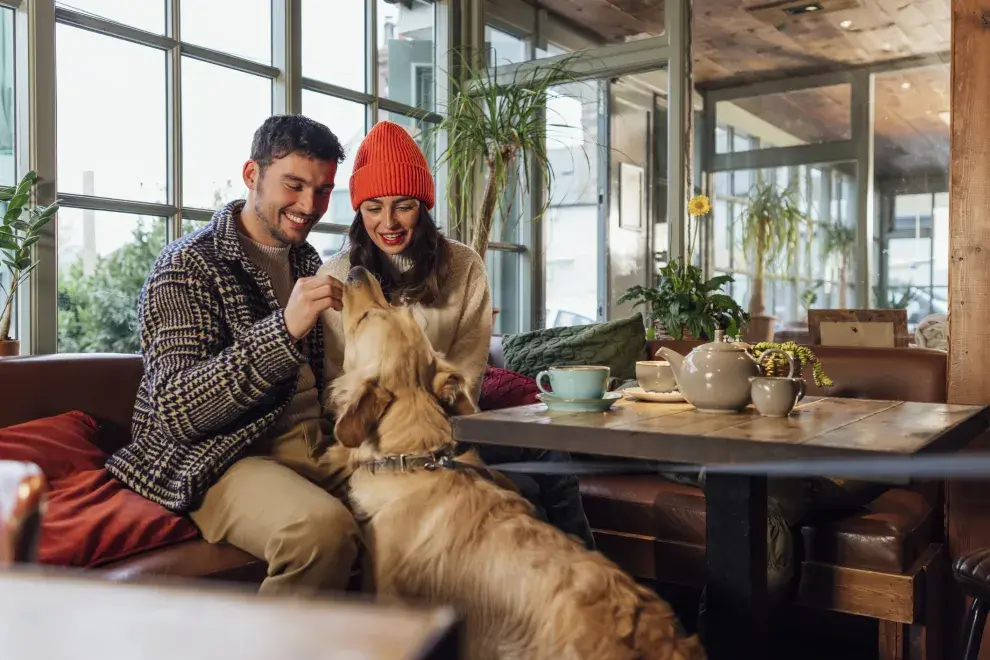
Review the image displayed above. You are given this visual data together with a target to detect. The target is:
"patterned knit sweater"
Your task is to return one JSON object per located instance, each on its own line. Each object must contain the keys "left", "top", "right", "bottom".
{"left": 318, "top": 239, "right": 493, "bottom": 404}
{"left": 105, "top": 200, "right": 325, "bottom": 512}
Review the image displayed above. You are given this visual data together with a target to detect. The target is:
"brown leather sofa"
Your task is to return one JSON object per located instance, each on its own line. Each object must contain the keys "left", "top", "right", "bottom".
{"left": 490, "top": 336, "right": 949, "bottom": 660}
{"left": 0, "top": 354, "right": 267, "bottom": 584}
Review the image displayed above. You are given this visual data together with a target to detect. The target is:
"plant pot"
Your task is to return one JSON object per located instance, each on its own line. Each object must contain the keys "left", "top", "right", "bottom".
{"left": 743, "top": 315, "right": 776, "bottom": 343}
{"left": 0, "top": 339, "right": 20, "bottom": 357}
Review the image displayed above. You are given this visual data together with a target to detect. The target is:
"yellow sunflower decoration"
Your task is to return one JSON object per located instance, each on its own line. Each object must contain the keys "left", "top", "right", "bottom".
{"left": 688, "top": 195, "right": 712, "bottom": 216}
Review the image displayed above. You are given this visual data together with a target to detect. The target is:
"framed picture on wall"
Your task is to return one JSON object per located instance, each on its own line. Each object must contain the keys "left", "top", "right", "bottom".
{"left": 619, "top": 162, "right": 644, "bottom": 230}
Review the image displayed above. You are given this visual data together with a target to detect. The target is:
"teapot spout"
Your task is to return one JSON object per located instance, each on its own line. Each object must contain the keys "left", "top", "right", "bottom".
{"left": 656, "top": 346, "right": 685, "bottom": 384}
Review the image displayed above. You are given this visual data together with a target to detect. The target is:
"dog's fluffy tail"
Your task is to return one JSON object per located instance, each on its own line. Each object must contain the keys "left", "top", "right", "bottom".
{"left": 625, "top": 584, "right": 707, "bottom": 660}
{"left": 551, "top": 549, "right": 706, "bottom": 660}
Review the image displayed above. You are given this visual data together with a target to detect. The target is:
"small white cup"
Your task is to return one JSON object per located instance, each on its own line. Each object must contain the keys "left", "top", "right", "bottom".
{"left": 635, "top": 360, "right": 678, "bottom": 393}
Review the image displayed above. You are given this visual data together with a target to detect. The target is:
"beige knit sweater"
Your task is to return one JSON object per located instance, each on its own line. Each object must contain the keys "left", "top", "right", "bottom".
{"left": 237, "top": 233, "right": 321, "bottom": 436}
{"left": 318, "top": 239, "right": 492, "bottom": 405}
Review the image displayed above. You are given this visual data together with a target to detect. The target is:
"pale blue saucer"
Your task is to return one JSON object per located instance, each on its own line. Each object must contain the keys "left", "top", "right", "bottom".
{"left": 536, "top": 391, "right": 622, "bottom": 413}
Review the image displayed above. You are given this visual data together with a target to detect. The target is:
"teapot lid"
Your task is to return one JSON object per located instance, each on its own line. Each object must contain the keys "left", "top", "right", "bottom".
{"left": 698, "top": 329, "right": 751, "bottom": 353}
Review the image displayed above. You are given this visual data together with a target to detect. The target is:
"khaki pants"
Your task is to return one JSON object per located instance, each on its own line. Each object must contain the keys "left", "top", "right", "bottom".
{"left": 190, "top": 419, "right": 359, "bottom": 596}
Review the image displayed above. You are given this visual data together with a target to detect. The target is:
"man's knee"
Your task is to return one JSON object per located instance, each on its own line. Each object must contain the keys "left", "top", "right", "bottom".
{"left": 268, "top": 500, "right": 361, "bottom": 566}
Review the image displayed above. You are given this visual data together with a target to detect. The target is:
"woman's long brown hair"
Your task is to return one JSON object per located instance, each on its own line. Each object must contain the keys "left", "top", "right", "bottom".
{"left": 347, "top": 205, "right": 453, "bottom": 306}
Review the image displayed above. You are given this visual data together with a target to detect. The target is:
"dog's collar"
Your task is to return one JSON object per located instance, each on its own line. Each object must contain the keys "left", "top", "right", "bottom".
{"left": 361, "top": 444, "right": 459, "bottom": 475}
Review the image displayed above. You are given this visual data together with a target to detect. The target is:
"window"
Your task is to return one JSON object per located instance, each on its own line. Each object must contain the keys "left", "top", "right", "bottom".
{"left": 57, "top": 209, "right": 167, "bottom": 353}
{"left": 1, "top": 7, "right": 15, "bottom": 187}
{"left": 55, "top": 0, "right": 165, "bottom": 33}
{"left": 182, "top": 59, "right": 272, "bottom": 210}
{"left": 302, "top": 0, "right": 366, "bottom": 91}
{"left": 711, "top": 124, "right": 856, "bottom": 327}
{"left": 544, "top": 80, "right": 602, "bottom": 327}
{"left": 485, "top": 26, "right": 528, "bottom": 65}
{"left": 56, "top": 24, "right": 167, "bottom": 203}
{"left": 302, "top": 1, "right": 442, "bottom": 255}
{"left": 302, "top": 90, "right": 366, "bottom": 225}
{"left": 181, "top": 0, "right": 271, "bottom": 64}
{"left": 377, "top": 0, "right": 435, "bottom": 111}
{"left": 53, "top": 2, "right": 279, "bottom": 353}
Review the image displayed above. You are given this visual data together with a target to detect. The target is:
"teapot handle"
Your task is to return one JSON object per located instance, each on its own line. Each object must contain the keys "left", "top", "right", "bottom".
{"left": 757, "top": 348, "right": 796, "bottom": 378}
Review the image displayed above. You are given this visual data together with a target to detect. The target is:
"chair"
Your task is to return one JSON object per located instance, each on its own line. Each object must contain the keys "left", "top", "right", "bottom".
{"left": 0, "top": 460, "right": 46, "bottom": 564}
{"left": 952, "top": 548, "right": 990, "bottom": 660}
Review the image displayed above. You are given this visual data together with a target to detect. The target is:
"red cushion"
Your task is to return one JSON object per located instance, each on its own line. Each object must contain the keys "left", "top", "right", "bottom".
{"left": 0, "top": 410, "right": 106, "bottom": 480}
{"left": 479, "top": 366, "right": 540, "bottom": 411}
{"left": 0, "top": 411, "right": 199, "bottom": 567}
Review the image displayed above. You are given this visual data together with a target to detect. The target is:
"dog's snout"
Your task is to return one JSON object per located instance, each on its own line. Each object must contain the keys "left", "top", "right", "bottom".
{"left": 347, "top": 266, "right": 370, "bottom": 284}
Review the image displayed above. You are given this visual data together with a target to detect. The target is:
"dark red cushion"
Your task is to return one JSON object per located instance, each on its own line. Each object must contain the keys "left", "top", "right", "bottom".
{"left": 479, "top": 366, "right": 540, "bottom": 411}
{"left": 0, "top": 411, "right": 199, "bottom": 567}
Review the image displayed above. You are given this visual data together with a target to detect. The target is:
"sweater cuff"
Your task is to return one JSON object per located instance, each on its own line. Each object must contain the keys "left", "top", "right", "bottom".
{"left": 252, "top": 310, "right": 307, "bottom": 383}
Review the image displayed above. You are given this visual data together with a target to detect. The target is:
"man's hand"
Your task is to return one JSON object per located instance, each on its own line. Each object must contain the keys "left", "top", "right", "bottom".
{"left": 284, "top": 275, "right": 344, "bottom": 341}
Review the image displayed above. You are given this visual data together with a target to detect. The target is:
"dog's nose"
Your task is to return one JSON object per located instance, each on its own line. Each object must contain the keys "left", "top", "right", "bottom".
{"left": 347, "top": 266, "right": 370, "bottom": 283}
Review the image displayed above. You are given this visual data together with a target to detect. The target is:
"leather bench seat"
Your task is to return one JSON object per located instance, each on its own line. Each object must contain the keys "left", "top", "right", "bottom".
{"left": 98, "top": 539, "right": 267, "bottom": 583}
{"left": 801, "top": 488, "right": 933, "bottom": 573}
{"left": 579, "top": 474, "right": 934, "bottom": 580}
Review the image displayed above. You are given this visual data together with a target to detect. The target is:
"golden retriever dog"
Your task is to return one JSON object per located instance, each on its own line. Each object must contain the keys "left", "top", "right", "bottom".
{"left": 327, "top": 265, "right": 705, "bottom": 660}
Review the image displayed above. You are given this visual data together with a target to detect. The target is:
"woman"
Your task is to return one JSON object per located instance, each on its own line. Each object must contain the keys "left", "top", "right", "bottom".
{"left": 318, "top": 120, "right": 491, "bottom": 395}
{"left": 319, "top": 121, "right": 594, "bottom": 548}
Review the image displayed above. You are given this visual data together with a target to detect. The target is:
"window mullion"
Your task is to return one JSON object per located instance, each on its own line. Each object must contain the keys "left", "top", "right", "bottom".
{"left": 19, "top": 0, "right": 57, "bottom": 354}
{"left": 272, "top": 0, "right": 301, "bottom": 115}
{"left": 166, "top": 0, "right": 182, "bottom": 240}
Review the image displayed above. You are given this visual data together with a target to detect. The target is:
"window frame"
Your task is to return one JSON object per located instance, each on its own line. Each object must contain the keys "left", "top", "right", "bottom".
{"left": 4, "top": 0, "right": 449, "bottom": 354}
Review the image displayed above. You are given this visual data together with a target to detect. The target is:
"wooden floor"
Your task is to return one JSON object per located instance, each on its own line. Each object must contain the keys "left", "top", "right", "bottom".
{"left": 650, "top": 580, "right": 877, "bottom": 660}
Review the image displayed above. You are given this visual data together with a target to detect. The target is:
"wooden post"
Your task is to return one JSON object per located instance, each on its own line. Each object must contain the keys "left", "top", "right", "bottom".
{"left": 947, "top": 0, "right": 990, "bottom": 656}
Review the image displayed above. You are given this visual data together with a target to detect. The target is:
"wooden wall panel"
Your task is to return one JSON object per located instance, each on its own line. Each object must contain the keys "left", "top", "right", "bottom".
{"left": 947, "top": 0, "right": 990, "bottom": 656}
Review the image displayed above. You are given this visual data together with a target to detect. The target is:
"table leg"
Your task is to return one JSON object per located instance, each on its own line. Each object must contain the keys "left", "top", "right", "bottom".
{"left": 702, "top": 473, "right": 769, "bottom": 660}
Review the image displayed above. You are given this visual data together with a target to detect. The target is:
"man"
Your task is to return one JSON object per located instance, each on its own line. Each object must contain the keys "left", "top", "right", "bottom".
{"left": 106, "top": 115, "right": 359, "bottom": 596}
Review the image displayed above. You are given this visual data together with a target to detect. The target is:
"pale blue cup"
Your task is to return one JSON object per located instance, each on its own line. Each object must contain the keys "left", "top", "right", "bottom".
{"left": 535, "top": 365, "right": 611, "bottom": 400}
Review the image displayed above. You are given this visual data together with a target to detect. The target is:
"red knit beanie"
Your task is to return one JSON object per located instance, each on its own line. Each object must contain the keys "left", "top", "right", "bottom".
{"left": 349, "top": 121, "right": 435, "bottom": 210}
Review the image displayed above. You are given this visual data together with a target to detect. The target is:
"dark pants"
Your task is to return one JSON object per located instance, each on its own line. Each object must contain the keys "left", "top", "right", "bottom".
{"left": 469, "top": 443, "right": 596, "bottom": 550}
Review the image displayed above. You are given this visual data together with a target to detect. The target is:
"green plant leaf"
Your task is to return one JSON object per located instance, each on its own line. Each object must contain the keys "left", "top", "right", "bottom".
{"left": 0, "top": 238, "right": 18, "bottom": 251}
{"left": 28, "top": 213, "right": 55, "bottom": 232}
{"left": 15, "top": 257, "right": 31, "bottom": 270}
{"left": 13, "top": 171, "right": 37, "bottom": 198}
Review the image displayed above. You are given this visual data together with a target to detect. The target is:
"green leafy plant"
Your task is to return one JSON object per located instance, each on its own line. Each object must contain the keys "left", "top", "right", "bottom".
{"left": 740, "top": 182, "right": 810, "bottom": 317}
{"left": 425, "top": 49, "right": 592, "bottom": 261}
{"left": 0, "top": 171, "right": 59, "bottom": 342}
{"left": 873, "top": 285, "right": 915, "bottom": 310}
{"left": 748, "top": 341, "right": 834, "bottom": 388}
{"left": 618, "top": 259, "right": 748, "bottom": 340}
{"left": 819, "top": 220, "right": 856, "bottom": 308}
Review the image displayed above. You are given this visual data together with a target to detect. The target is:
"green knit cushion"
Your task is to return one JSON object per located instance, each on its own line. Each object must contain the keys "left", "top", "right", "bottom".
{"left": 501, "top": 313, "right": 646, "bottom": 382}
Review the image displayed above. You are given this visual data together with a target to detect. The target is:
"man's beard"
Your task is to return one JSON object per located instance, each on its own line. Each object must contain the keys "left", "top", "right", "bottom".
{"left": 253, "top": 197, "right": 306, "bottom": 247}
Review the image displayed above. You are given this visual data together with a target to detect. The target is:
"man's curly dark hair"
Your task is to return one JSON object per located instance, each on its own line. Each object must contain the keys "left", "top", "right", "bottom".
{"left": 250, "top": 114, "right": 346, "bottom": 174}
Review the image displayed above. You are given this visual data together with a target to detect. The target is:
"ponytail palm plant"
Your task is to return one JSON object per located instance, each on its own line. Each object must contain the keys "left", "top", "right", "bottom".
{"left": 426, "top": 50, "right": 590, "bottom": 261}
{"left": 819, "top": 219, "right": 856, "bottom": 308}
{"left": 740, "top": 182, "right": 809, "bottom": 317}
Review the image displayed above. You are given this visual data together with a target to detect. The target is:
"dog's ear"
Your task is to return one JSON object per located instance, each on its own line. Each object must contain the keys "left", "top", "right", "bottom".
{"left": 432, "top": 357, "right": 479, "bottom": 417}
{"left": 333, "top": 378, "right": 394, "bottom": 447}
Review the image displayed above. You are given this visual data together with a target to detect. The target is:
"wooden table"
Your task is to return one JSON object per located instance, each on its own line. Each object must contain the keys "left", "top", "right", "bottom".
{"left": 0, "top": 568, "right": 461, "bottom": 660}
{"left": 453, "top": 396, "right": 990, "bottom": 660}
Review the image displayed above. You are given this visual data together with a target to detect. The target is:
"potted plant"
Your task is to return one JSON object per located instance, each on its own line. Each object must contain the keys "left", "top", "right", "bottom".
{"left": 740, "top": 182, "right": 809, "bottom": 342}
{"left": 426, "top": 50, "right": 591, "bottom": 261}
{"left": 819, "top": 220, "right": 856, "bottom": 309}
{"left": 618, "top": 259, "right": 749, "bottom": 341}
{"left": 747, "top": 341, "right": 834, "bottom": 389}
{"left": 0, "top": 171, "right": 59, "bottom": 356}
